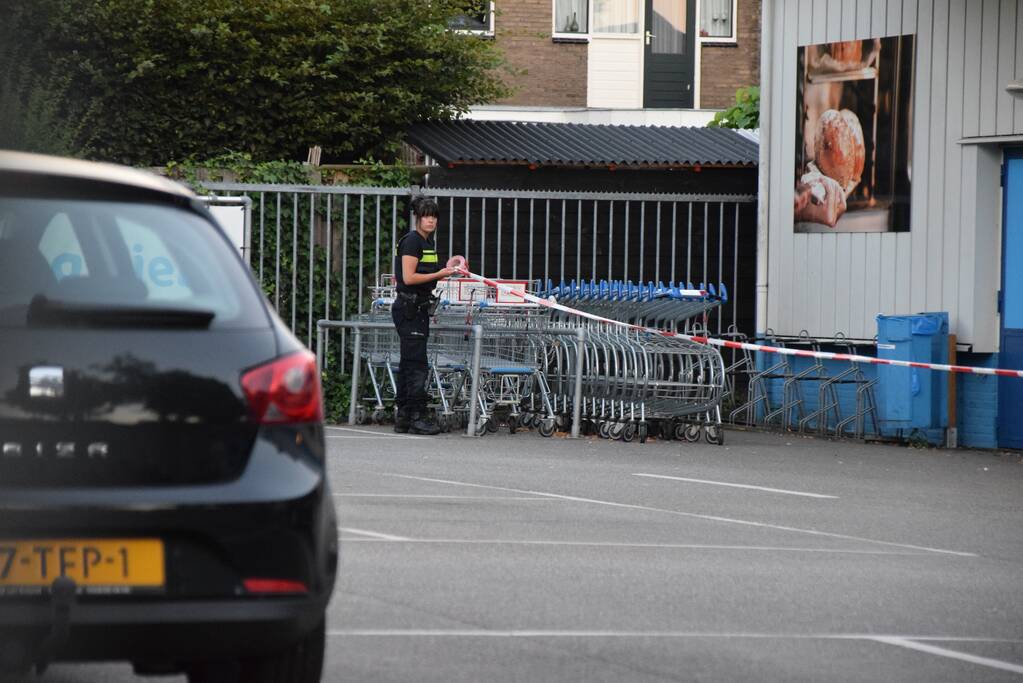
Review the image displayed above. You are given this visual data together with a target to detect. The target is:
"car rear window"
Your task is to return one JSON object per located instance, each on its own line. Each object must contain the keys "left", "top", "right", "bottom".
{"left": 0, "top": 197, "right": 268, "bottom": 328}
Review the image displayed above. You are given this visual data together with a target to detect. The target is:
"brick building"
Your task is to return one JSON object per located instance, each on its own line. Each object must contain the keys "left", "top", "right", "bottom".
{"left": 698, "top": 0, "right": 761, "bottom": 108}
{"left": 459, "top": 0, "right": 760, "bottom": 117}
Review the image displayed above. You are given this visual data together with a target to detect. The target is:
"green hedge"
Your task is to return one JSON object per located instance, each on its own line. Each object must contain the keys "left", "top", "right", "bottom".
{"left": 0, "top": 0, "right": 509, "bottom": 165}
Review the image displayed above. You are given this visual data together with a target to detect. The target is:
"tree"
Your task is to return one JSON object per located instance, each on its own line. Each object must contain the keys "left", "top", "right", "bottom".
{"left": 707, "top": 86, "right": 760, "bottom": 130}
{"left": 0, "top": 0, "right": 510, "bottom": 165}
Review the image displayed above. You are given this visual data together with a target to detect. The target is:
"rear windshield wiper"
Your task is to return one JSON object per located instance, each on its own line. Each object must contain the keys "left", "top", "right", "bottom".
{"left": 27, "top": 296, "right": 215, "bottom": 328}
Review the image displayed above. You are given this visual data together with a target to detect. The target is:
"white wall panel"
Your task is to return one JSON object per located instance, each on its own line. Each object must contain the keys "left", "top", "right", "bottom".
{"left": 909, "top": 0, "right": 932, "bottom": 315}
{"left": 871, "top": 0, "right": 887, "bottom": 34}
{"left": 587, "top": 38, "right": 643, "bottom": 108}
{"left": 997, "top": 0, "right": 1018, "bottom": 135}
{"left": 1016, "top": 5, "right": 1023, "bottom": 130}
{"left": 856, "top": 0, "right": 872, "bottom": 38}
{"left": 827, "top": 0, "right": 843, "bottom": 42}
{"left": 942, "top": 0, "right": 966, "bottom": 322}
{"left": 813, "top": 0, "right": 828, "bottom": 40}
{"left": 841, "top": 0, "right": 857, "bottom": 37}
{"left": 765, "top": 0, "right": 788, "bottom": 334}
{"left": 886, "top": 0, "right": 902, "bottom": 34}
{"left": 979, "top": 0, "right": 1001, "bottom": 135}
{"left": 763, "top": 0, "right": 1022, "bottom": 350}
{"left": 879, "top": 232, "right": 897, "bottom": 316}
{"left": 925, "top": 0, "right": 948, "bottom": 314}
{"left": 895, "top": 232, "right": 911, "bottom": 314}
{"left": 834, "top": 232, "right": 852, "bottom": 335}
{"left": 821, "top": 232, "right": 837, "bottom": 335}
{"left": 901, "top": 0, "right": 917, "bottom": 31}
{"left": 962, "top": 2, "right": 983, "bottom": 139}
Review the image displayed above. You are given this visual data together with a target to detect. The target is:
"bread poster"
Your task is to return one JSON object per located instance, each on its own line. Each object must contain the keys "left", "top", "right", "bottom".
{"left": 794, "top": 35, "right": 915, "bottom": 233}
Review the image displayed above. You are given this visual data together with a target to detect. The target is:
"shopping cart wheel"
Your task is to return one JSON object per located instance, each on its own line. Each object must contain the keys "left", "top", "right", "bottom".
{"left": 682, "top": 424, "right": 702, "bottom": 442}
{"left": 475, "top": 418, "right": 489, "bottom": 437}
{"left": 486, "top": 418, "right": 499, "bottom": 433}
{"left": 638, "top": 423, "right": 649, "bottom": 443}
{"left": 355, "top": 406, "right": 368, "bottom": 425}
{"left": 371, "top": 409, "right": 385, "bottom": 424}
{"left": 538, "top": 419, "right": 556, "bottom": 438}
{"left": 438, "top": 415, "right": 451, "bottom": 433}
{"left": 622, "top": 423, "right": 637, "bottom": 442}
{"left": 704, "top": 425, "right": 724, "bottom": 446}
{"left": 507, "top": 415, "right": 519, "bottom": 434}
{"left": 609, "top": 422, "right": 625, "bottom": 440}
{"left": 598, "top": 422, "right": 610, "bottom": 439}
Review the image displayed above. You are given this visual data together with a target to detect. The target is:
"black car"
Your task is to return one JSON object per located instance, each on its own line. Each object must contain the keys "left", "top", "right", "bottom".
{"left": 0, "top": 151, "right": 338, "bottom": 681}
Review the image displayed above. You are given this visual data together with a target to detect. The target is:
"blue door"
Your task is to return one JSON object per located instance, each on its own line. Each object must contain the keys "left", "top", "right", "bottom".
{"left": 999, "top": 149, "right": 1023, "bottom": 448}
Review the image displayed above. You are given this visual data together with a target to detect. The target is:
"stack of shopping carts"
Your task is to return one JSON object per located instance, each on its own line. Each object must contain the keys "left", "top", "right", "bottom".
{"left": 536, "top": 279, "right": 727, "bottom": 444}
{"left": 346, "top": 276, "right": 729, "bottom": 444}
{"left": 435, "top": 302, "right": 558, "bottom": 437}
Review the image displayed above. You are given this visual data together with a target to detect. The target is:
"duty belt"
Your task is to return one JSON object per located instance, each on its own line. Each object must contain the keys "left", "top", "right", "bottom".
{"left": 397, "top": 291, "right": 439, "bottom": 313}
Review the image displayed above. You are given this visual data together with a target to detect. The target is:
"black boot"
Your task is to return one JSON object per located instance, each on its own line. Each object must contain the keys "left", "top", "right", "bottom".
{"left": 408, "top": 410, "right": 441, "bottom": 436}
{"left": 393, "top": 407, "right": 410, "bottom": 434}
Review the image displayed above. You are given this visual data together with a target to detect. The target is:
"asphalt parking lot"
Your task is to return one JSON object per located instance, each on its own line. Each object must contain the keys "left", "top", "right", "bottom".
{"left": 37, "top": 426, "right": 1023, "bottom": 682}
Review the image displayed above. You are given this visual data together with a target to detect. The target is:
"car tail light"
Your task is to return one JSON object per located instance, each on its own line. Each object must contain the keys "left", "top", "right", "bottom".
{"left": 241, "top": 351, "right": 322, "bottom": 424}
{"left": 243, "top": 578, "right": 309, "bottom": 595}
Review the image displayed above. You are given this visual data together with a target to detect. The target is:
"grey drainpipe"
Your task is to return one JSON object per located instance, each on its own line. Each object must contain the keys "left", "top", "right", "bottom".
{"left": 756, "top": 0, "right": 774, "bottom": 336}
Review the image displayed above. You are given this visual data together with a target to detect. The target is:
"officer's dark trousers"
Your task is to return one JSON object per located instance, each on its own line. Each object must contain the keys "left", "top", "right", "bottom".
{"left": 391, "top": 298, "right": 430, "bottom": 415}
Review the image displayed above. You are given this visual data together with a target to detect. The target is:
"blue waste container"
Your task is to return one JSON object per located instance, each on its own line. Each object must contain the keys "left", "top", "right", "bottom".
{"left": 876, "top": 312, "right": 949, "bottom": 434}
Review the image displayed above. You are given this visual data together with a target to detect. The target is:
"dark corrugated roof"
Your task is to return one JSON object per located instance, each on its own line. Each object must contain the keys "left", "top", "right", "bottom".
{"left": 406, "top": 120, "right": 758, "bottom": 168}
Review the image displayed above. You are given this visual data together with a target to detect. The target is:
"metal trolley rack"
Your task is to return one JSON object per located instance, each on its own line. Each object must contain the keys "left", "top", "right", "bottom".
{"left": 318, "top": 276, "right": 729, "bottom": 445}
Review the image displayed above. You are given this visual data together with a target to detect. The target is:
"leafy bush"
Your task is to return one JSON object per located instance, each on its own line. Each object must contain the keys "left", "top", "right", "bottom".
{"left": 0, "top": 0, "right": 510, "bottom": 165}
{"left": 707, "top": 86, "right": 760, "bottom": 130}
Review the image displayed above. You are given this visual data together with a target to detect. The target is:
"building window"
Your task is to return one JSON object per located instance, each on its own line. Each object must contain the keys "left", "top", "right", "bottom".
{"left": 553, "top": 0, "right": 589, "bottom": 37}
{"left": 449, "top": 1, "right": 495, "bottom": 36}
{"left": 592, "top": 0, "right": 641, "bottom": 34}
{"left": 700, "top": 0, "right": 736, "bottom": 42}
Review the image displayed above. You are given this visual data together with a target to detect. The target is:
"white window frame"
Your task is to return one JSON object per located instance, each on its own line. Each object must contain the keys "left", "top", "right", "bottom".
{"left": 551, "top": 0, "right": 645, "bottom": 41}
{"left": 552, "top": 0, "right": 591, "bottom": 41}
{"left": 452, "top": 1, "right": 495, "bottom": 37}
{"left": 698, "top": 0, "right": 737, "bottom": 44}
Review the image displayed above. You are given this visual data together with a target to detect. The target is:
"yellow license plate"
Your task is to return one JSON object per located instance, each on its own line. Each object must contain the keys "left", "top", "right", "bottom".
{"left": 0, "top": 539, "right": 164, "bottom": 588}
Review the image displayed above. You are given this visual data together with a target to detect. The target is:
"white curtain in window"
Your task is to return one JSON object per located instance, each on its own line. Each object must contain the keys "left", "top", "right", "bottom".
{"left": 700, "top": 0, "right": 733, "bottom": 38}
{"left": 593, "top": 0, "right": 640, "bottom": 34}
{"left": 555, "top": 0, "right": 588, "bottom": 33}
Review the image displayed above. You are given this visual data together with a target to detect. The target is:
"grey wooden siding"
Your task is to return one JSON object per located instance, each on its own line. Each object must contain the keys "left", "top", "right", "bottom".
{"left": 764, "top": 0, "right": 1022, "bottom": 351}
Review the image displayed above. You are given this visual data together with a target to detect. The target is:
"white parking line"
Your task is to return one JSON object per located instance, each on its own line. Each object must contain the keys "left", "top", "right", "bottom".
{"left": 338, "top": 538, "right": 928, "bottom": 555}
{"left": 328, "top": 436, "right": 424, "bottom": 440}
{"left": 326, "top": 426, "right": 425, "bottom": 439}
{"left": 633, "top": 473, "right": 838, "bottom": 499}
{"left": 381, "top": 473, "right": 977, "bottom": 557}
{"left": 339, "top": 527, "right": 410, "bottom": 541}
{"left": 868, "top": 636, "right": 1023, "bottom": 675}
{"left": 335, "top": 494, "right": 553, "bottom": 501}
{"left": 326, "top": 630, "right": 1023, "bottom": 643}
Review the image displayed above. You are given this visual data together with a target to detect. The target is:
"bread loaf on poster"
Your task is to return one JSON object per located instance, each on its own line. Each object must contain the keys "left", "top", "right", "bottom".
{"left": 813, "top": 109, "right": 865, "bottom": 193}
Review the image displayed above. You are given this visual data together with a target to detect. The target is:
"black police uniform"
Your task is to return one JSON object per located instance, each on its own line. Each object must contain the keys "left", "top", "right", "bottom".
{"left": 392, "top": 230, "right": 441, "bottom": 418}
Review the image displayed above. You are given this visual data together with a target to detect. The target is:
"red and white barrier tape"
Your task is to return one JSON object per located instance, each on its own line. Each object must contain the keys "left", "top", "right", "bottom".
{"left": 455, "top": 267, "right": 1023, "bottom": 379}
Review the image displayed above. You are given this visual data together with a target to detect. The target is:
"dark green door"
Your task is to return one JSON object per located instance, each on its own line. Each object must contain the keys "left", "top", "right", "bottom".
{"left": 643, "top": 0, "right": 696, "bottom": 108}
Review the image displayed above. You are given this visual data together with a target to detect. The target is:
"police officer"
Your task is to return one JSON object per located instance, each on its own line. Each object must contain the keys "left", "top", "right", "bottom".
{"left": 392, "top": 196, "right": 458, "bottom": 434}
